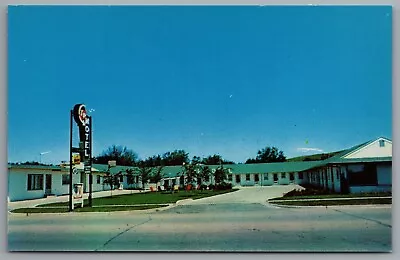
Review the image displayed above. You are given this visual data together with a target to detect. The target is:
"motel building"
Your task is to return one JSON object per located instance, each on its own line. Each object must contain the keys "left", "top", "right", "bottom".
{"left": 7, "top": 137, "right": 392, "bottom": 202}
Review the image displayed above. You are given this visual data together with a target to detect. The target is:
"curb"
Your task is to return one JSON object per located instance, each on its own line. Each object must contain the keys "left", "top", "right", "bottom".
{"left": 268, "top": 203, "right": 392, "bottom": 209}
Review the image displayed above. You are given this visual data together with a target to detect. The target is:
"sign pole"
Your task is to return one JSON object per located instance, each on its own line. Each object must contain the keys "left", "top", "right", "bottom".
{"left": 88, "top": 116, "right": 93, "bottom": 207}
{"left": 69, "top": 110, "right": 73, "bottom": 212}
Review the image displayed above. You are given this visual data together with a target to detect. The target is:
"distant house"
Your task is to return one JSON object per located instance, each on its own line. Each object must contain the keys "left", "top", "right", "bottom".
{"left": 7, "top": 137, "right": 392, "bottom": 202}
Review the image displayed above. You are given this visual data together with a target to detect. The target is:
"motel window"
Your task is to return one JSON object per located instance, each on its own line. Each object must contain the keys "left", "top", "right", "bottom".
{"left": 379, "top": 140, "right": 385, "bottom": 147}
{"left": 235, "top": 175, "right": 241, "bottom": 183}
{"left": 281, "top": 173, "right": 286, "bottom": 179}
{"left": 97, "top": 175, "right": 101, "bottom": 184}
{"left": 62, "top": 174, "right": 70, "bottom": 185}
{"left": 298, "top": 173, "right": 303, "bottom": 180}
{"left": 27, "top": 174, "right": 43, "bottom": 191}
{"left": 228, "top": 174, "right": 233, "bottom": 181}
{"left": 264, "top": 174, "right": 269, "bottom": 181}
{"left": 348, "top": 164, "right": 377, "bottom": 186}
{"left": 254, "top": 174, "right": 259, "bottom": 182}
{"left": 246, "top": 174, "right": 250, "bottom": 181}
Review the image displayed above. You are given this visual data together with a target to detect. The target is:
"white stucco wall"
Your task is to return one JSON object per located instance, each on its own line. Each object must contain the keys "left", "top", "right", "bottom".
{"left": 344, "top": 138, "right": 392, "bottom": 159}
{"left": 8, "top": 169, "right": 45, "bottom": 201}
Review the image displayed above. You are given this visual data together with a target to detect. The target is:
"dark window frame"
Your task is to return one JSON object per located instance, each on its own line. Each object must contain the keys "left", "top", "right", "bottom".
{"left": 62, "top": 174, "right": 70, "bottom": 185}
{"left": 27, "top": 174, "right": 43, "bottom": 191}
{"left": 235, "top": 175, "right": 240, "bottom": 183}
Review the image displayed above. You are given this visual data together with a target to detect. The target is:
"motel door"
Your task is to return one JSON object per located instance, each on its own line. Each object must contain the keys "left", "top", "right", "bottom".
{"left": 273, "top": 174, "right": 278, "bottom": 183}
{"left": 45, "top": 174, "right": 52, "bottom": 195}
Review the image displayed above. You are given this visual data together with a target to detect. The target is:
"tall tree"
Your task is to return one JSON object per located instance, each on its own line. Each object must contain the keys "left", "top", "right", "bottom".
{"left": 142, "top": 154, "right": 163, "bottom": 167}
{"left": 93, "top": 145, "right": 138, "bottom": 166}
{"left": 149, "top": 166, "right": 165, "bottom": 183}
{"left": 213, "top": 165, "right": 231, "bottom": 185}
{"left": 182, "top": 162, "right": 199, "bottom": 186}
{"left": 202, "top": 155, "right": 235, "bottom": 165}
{"left": 125, "top": 168, "right": 136, "bottom": 189}
{"left": 134, "top": 161, "right": 154, "bottom": 189}
{"left": 197, "top": 165, "right": 212, "bottom": 185}
{"left": 245, "top": 146, "right": 286, "bottom": 164}
{"left": 162, "top": 150, "right": 189, "bottom": 166}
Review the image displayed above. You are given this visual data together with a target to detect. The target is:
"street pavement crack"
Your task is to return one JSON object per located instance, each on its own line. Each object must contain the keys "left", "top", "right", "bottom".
{"left": 94, "top": 216, "right": 153, "bottom": 251}
{"left": 331, "top": 209, "right": 391, "bottom": 228}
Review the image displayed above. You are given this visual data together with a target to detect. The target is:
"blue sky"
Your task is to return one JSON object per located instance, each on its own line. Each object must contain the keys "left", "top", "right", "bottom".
{"left": 8, "top": 6, "right": 392, "bottom": 165}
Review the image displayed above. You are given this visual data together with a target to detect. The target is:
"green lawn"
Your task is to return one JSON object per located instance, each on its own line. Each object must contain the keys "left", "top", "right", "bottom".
{"left": 36, "top": 189, "right": 239, "bottom": 208}
{"left": 269, "top": 198, "right": 392, "bottom": 206}
{"left": 269, "top": 192, "right": 392, "bottom": 201}
{"left": 11, "top": 204, "right": 169, "bottom": 214}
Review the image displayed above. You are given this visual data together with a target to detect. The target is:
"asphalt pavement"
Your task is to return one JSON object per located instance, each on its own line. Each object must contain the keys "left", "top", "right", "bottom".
{"left": 7, "top": 185, "right": 392, "bottom": 252}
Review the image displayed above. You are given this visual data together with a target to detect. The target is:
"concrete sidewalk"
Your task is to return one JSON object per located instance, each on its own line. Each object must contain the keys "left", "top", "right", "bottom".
{"left": 8, "top": 189, "right": 146, "bottom": 210}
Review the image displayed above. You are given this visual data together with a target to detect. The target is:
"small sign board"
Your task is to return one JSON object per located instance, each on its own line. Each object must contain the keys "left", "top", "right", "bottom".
{"left": 84, "top": 165, "right": 91, "bottom": 174}
{"left": 108, "top": 160, "right": 116, "bottom": 167}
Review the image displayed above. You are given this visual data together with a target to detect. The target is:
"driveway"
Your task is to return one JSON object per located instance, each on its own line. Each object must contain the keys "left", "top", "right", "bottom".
{"left": 184, "top": 184, "right": 303, "bottom": 205}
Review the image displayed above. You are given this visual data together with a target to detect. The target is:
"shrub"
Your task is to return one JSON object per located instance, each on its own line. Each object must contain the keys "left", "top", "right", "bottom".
{"left": 215, "top": 182, "right": 233, "bottom": 190}
{"left": 200, "top": 184, "right": 208, "bottom": 190}
{"left": 282, "top": 185, "right": 336, "bottom": 198}
{"left": 208, "top": 184, "right": 215, "bottom": 190}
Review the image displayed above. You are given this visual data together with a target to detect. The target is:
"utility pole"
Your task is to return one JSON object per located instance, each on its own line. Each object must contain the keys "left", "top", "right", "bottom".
{"left": 69, "top": 110, "right": 73, "bottom": 212}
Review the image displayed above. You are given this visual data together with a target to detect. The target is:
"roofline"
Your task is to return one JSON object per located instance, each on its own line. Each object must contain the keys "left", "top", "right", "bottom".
{"left": 341, "top": 137, "right": 392, "bottom": 158}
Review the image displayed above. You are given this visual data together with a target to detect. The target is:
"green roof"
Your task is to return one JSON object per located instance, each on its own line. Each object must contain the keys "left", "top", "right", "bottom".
{"left": 8, "top": 164, "right": 66, "bottom": 171}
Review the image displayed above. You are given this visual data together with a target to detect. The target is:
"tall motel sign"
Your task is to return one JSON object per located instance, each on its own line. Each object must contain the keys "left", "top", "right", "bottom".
{"left": 69, "top": 104, "right": 93, "bottom": 211}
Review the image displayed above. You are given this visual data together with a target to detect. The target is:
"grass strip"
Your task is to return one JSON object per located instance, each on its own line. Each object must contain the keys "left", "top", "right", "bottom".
{"left": 11, "top": 204, "right": 169, "bottom": 213}
{"left": 269, "top": 198, "right": 392, "bottom": 206}
{"left": 269, "top": 193, "right": 392, "bottom": 201}
{"left": 36, "top": 189, "right": 239, "bottom": 208}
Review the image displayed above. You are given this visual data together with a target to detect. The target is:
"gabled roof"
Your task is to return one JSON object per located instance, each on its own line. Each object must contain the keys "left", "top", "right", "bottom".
{"left": 324, "top": 137, "right": 392, "bottom": 164}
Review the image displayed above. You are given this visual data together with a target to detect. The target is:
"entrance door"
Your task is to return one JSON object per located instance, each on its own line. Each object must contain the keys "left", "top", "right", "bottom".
{"left": 45, "top": 174, "right": 52, "bottom": 195}
{"left": 273, "top": 174, "right": 278, "bottom": 183}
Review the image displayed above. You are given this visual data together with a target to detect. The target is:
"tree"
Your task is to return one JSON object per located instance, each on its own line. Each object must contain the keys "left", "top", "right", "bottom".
{"left": 149, "top": 166, "right": 165, "bottom": 183}
{"left": 103, "top": 169, "right": 120, "bottom": 197}
{"left": 182, "top": 162, "right": 199, "bottom": 187}
{"left": 93, "top": 145, "right": 138, "bottom": 166}
{"left": 245, "top": 146, "right": 286, "bottom": 164}
{"left": 162, "top": 150, "right": 189, "bottom": 166}
{"left": 125, "top": 168, "right": 136, "bottom": 189}
{"left": 213, "top": 165, "right": 230, "bottom": 185}
{"left": 198, "top": 165, "right": 212, "bottom": 185}
{"left": 202, "top": 154, "right": 235, "bottom": 165}
{"left": 142, "top": 154, "right": 163, "bottom": 167}
{"left": 135, "top": 161, "right": 153, "bottom": 189}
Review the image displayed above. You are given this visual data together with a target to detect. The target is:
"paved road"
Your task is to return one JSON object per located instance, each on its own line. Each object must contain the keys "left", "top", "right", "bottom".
{"left": 7, "top": 186, "right": 391, "bottom": 252}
